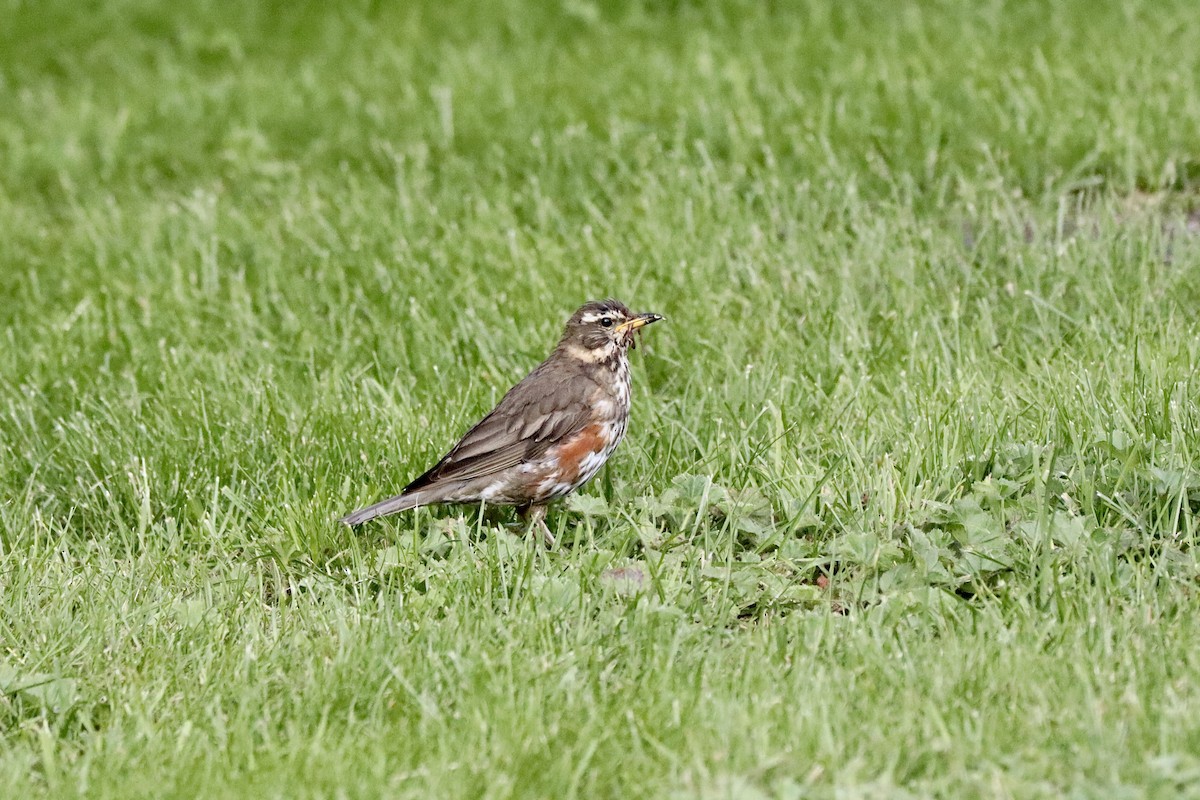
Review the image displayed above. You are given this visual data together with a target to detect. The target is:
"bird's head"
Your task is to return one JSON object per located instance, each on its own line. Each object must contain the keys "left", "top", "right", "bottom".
{"left": 559, "top": 299, "right": 664, "bottom": 362}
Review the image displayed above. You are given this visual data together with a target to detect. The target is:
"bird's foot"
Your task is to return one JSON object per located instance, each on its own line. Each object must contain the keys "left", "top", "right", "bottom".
{"left": 534, "top": 519, "right": 556, "bottom": 548}
{"left": 519, "top": 504, "right": 555, "bottom": 549}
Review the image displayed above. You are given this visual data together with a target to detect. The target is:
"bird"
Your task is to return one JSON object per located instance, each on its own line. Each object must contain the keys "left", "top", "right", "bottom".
{"left": 340, "top": 299, "right": 664, "bottom": 544}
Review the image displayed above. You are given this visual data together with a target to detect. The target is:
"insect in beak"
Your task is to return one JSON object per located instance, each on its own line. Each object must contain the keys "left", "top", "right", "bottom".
{"left": 617, "top": 312, "right": 663, "bottom": 349}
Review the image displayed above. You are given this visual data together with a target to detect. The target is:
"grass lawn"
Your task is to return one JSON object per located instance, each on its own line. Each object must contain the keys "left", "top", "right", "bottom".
{"left": 3, "top": 0, "right": 1200, "bottom": 796}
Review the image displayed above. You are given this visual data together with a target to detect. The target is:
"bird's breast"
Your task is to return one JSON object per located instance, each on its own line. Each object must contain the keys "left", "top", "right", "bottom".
{"left": 602, "top": 355, "right": 633, "bottom": 412}
{"left": 528, "top": 415, "right": 627, "bottom": 501}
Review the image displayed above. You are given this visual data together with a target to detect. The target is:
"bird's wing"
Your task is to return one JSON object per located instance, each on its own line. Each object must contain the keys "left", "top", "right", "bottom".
{"left": 403, "top": 362, "right": 595, "bottom": 492}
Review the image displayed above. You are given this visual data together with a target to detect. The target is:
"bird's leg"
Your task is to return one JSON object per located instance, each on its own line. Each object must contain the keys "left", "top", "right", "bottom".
{"left": 519, "top": 503, "right": 555, "bottom": 548}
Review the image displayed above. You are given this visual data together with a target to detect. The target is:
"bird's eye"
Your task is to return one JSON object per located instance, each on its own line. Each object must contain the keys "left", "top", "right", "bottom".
{"left": 599, "top": 317, "right": 614, "bottom": 328}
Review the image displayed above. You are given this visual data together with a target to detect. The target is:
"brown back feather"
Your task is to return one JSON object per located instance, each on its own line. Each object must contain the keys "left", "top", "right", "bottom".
{"left": 402, "top": 357, "right": 600, "bottom": 493}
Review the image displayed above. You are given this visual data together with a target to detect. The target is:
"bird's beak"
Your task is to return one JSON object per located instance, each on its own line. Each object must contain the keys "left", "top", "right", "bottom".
{"left": 616, "top": 312, "right": 665, "bottom": 332}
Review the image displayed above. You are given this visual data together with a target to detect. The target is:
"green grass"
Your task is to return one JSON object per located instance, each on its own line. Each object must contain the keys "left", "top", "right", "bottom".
{"left": 3, "top": 0, "right": 1200, "bottom": 796}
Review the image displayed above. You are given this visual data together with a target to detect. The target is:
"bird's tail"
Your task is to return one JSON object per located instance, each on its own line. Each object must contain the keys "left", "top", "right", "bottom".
{"left": 339, "top": 491, "right": 430, "bottom": 526}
